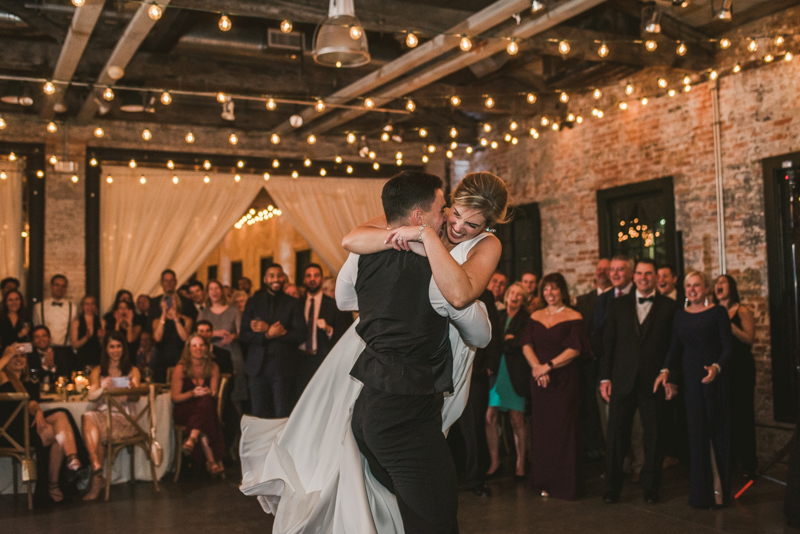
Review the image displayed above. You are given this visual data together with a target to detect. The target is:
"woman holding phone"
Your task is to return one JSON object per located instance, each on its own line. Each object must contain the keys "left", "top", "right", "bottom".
{"left": 151, "top": 293, "right": 192, "bottom": 384}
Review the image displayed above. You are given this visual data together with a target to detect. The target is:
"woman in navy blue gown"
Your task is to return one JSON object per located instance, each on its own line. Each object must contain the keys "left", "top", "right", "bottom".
{"left": 655, "top": 271, "right": 733, "bottom": 508}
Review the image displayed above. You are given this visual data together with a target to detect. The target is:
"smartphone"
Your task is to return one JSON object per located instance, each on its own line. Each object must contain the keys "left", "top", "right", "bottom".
{"left": 165, "top": 295, "right": 173, "bottom": 308}
{"left": 16, "top": 342, "right": 33, "bottom": 354}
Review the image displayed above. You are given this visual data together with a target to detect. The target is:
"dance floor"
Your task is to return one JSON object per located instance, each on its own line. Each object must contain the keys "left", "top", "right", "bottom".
{"left": 1, "top": 462, "right": 791, "bottom": 533}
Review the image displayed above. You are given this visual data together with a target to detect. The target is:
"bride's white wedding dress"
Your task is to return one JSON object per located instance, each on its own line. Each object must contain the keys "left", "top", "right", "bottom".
{"left": 239, "top": 233, "right": 489, "bottom": 533}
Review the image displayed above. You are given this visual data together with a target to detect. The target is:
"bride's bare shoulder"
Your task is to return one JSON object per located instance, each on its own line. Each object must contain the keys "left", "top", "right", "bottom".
{"left": 465, "top": 233, "right": 501, "bottom": 259}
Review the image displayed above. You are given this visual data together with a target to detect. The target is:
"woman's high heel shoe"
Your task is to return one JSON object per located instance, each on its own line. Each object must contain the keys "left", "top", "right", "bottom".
{"left": 49, "top": 482, "right": 64, "bottom": 503}
{"left": 182, "top": 435, "right": 198, "bottom": 456}
{"left": 66, "top": 453, "right": 81, "bottom": 471}
{"left": 83, "top": 469, "right": 105, "bottom": 501}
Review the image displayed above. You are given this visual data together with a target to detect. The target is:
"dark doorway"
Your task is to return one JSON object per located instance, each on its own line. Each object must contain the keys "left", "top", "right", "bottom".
{"left": 259, "top": 256, "right": 273, "bottom": 288}
{"left": 495, "top": 203, "right": 543, "bottom": 282}
{"left": 231, "top": 261, "right": 243, "bottom": 290}
{"left": 295, "top": 250, "right": 312, "bottom": 287}
{"left": 763, "top": 152, "right": 800, "bottom": 423}
{"left": 207, "top": 265, "right": 218, "bottom": 281}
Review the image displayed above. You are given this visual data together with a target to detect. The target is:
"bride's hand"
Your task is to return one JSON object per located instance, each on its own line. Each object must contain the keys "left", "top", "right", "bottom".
{"left": 386, "top": 226, "right": 422, "bottom": 251}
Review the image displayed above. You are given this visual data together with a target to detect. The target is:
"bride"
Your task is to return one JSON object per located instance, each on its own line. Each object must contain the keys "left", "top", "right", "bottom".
{"left": 239, "top": 172, "right": 509, "bottom": 533}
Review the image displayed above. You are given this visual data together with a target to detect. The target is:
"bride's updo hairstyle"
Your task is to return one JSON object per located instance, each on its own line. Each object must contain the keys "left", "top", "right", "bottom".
{"left": 451, "top": 172, "right": 510, "bottom": 228}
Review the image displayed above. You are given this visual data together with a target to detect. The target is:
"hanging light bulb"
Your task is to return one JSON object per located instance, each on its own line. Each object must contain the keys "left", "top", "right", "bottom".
{"left": 304, "top": 158, "right": 312, "bottom": 167}
{"left": 402, "top": 99, "right": 414, "bottom": 112}
{"left": 619, "top": 102, "right": 628, "bottom": 110}
{"left": 140, "top": 128, "right": 151, "bottom": 141}
{"left": 307, "top": 134, "right": 317, "bottom": 144}
{"left": 596, "top": 109, "right": 604, "bottom": 118}
{"left": 43, "top": 81, "right": 56, "bottom": 95}
{"left": 396, "top": 151, "right": 403, "bottom": 160}
{"left": 459, "top": 35, "right": 472, "bottom": 52}
{"left": 483, "top": 123, "right": 492, "bottom": 133}
{"left": 551, "top": 122, "right": 559, "bottom": 131}
{"left": 504, "top": 133, "right": 512, "bottom": 142}
{"left": 510, "top": 121, "right": 519, "bottom": 131}
{"left": 335, "top": 155, "right": 343, "bottom": 163}
{"left": 185, "top": 132, "right": 195, "bottom": 143}
{"left": 490, "top": 141, "right": 499, "bottom": 149}
{"left": 763, "top": 53, "right": 774, "bottom": 63}
{"left": 531, "top": 0, "right": 546, "bottom": 12}
{"left": 427, "top": 145, "right": 435, "bottom": 153}
{"left": 625, "top": 83, "right": 634, "bottom": 95}
{"left": 484, "top": 96, "right": 494, "bottom": 108}
{"left": 347, "top": 132, "right": 356, "bottom": 144}
{"left": 102, "top": 87, "right": 115, "bottom": 101}
{"left": 748, "top": 39, "right": 757, "bottom": 52}
{"left": 49, "top": 155, "right": 57, "bottom": 165}
{"left": 148, "top": 3, "right": 163, "bottom": 20}
{"left": 567, "top": 113, "right": 575, "bottom": 122}
{"left": 106, "top": 175, "right": 113, "bottom": 183}
{"left": 70, "top": 175, "right": 79, "bottom": 183}
{"left": 684, "top": 84, "right": 691, "bottom": 92}
{"left": 205, "top": 175, "right": 211, "bottom": 183}
{"left": 373, "top": 162, "right": 380, "bottom": 170}
{"left": 46, "top": 122, "right": 57, "bottom": 133}
{"left": 676, "top": 42, "right": 687, "bottom": 56}
{"left": 218, "top": 13, "right": 232, "bottom": 32}
{"left": 422, "top": 155, "right": 429, "bottom": 163}
{"left": 160, "top": 91, "right": 171, "bottom": 105}
{"left": 381, "top": 132, "right": 390, "bottom": 142}
{"left": 507, "top": 38, "right": 519, "bottom": 55}
{"left": 593, "top": 88, "right": 602, "bottom": 99}
{"left": 271, "top": 133, "right": 280, "bottom": 144}
{"left": 709, "top": 70, "right": 718, "bottom": 80}
{"left": 785, "top": 52, "right": 793, "bottom": 61}
{"left": 203, "top": 160, "right": 211, "bottom": 170}
{"left": 775, "top": 35, "right": 785, "bottom": 46}
{"left": 719, "top": 38, "right": 731, "bottom": 49}
{"left": 234, "top": 174, "right": 241, "bottom": 182}
{"left": 167, "top": 160, "right": 175, "bottom": 169}
{"left": 369, "top": 151, "right": 376, "bottom": 159}
{"left": 362, "top": 97, "right": 375, "bottom": 109}
{"left": 229, "top": 133, "right": 238, "bottom": 145}
{"left": 280, "top": 20, "right": 292, "bottom": 33}
{"left": 406, "top": 32, "right": 419, "bottom": 48}
{"left": 315, "top": 99, "right": 326, "bottom": 112}
{"left": 266, "top": 98, "right": 276, "bottom": 110}
{"left": 319, "top": 168, "right": 327, "bottom": 176}
{"left": 346, "top": 165, "right": 353, "bottom": 174}
{"left": 559, "top": 92, "right": 569, "bottom": 103}
{"left": 576, "top": 116, "right": 583, "bottom": 123}
{"left": 447, "top": 149, "right": 455, "bottom": 158}
{"left": 733, "top": 63, "right": 741, "bottom": 73}
{"left": 72, "top": 0, "right": 85, "bottom": 6}
{"left": 90, "top": 158, "right": 98, "bottom": 167}
{"left": 139, "top": 175, "right": 146, "bottom": 184}
{"left": 450, "top": 95, "right": 461, "bottom": 106}
{"left": 0, "top": 117, "right": 5, "bottom": 129}
{"left": 526, "top": 93, "right": 537, "bottom": 104}
{"left": 466, "top": 146, "right": 473, "bottom": 154}
{"left": 480, "top": 138, "right": 488, "bottom": 146}
{"left": 450, "top": 141, "right": 458, "bottom": 149}
{"left": 658, "top": 77, "right": 668, "bottom": 88}
{"left": 8, "top": 153, "right": 16, "bottom": 161}
{"left": 94, "top": 127, "right": 104, "bottom": 138}
{"left": 129, "top": 159, "right": 137, "bottom": 169}
{"left": 272, "top": 159, "right": 280, "bottom": 168}
{"left": 558, "top": 40, "right": 570, "bottom": 55}
{"left": 645, "top": 40, "right": 657, "bottom": 52}
{"left": 598, "top": 42, "right": 609, "bottom": 58}
{"left": 447, "top": 128, "right": 457, "bottom": 139}
{"left": 216, "top": 92, "right": 227, "bottom": 103}
{"left": 667, "top": 89, "right": 676, "bottom": 97}
{"left": 541, "top": 116, "right": 549, "bottom": 126}
{"left": 172, "top": 175, "right": 179, "bottom": 184}
{"left": 511, "top": 137, "right": 518, "bottom": 145}
{"left": 416, "top": 128, "right": 426, "bottom": 138}
{"left": 349, "top": 25, "right": 363, "bottom": 40}
{"left": 683, "top": 75, "right": 692, "bottom": 86}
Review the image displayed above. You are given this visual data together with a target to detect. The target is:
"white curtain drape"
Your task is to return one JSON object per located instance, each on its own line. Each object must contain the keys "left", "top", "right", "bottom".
{"left": 264, "top": 176, "right": 386, "bottom": 273}
{"left": 0, "top": 162, "right": 23, "bottom": 283}
{"left": 100, "top": 167, "right": 263, "bottom": 311}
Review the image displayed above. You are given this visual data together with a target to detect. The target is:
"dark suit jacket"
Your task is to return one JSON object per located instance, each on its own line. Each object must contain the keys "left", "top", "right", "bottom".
{"left": 472, "top": 290, "right": 502, "bottom": 381}
{"left": 211, "top": 345, "right": 233, "bottom": 375}
{"left": 575, "top": 290, "right": 599, "bottom": 339}
{"left": 499, "top": 308, "right": 531, "bottom": 399}
{"left": 239, "top": 291, "right": 305, "bottom": 377}
{"left": 27, "top": 348, "right": 72, "bottom": 381}
{"left": 148, "top": 294, "right": 198, "bottom": 323}
{"left": 599, "top": 293, "right": 679, "bottom": 397}
{"left": 306, "top": 293, "right": 354, "bottom": 359}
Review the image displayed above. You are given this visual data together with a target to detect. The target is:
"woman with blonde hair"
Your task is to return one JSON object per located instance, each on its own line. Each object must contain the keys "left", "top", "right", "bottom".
{"left": 171, "top": 333, "right": 225, "bottom": 475}
{"left": 200, "top": 280, "right": 246, "bottom": 407}
{"left": 655, "top": 270, "right": 733, "bottom": 508}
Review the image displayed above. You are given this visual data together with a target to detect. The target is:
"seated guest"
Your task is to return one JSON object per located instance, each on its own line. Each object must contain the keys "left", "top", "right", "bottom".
{"left": 0, "top": 277, "right": 20, "bottom": 296}
{"left": 321, "top": 276, "right": 336, "bottom": 300}
{"left": 106, "top": 299, "right": 143, "bottom": 356}
{"left": 135, "top": 330, "right": 155, "bottom": 377}
{"left": 171, "top": 334, "right": 225, "bottom": 475}
{"left": 82, "top": 332, "right": 142, "bottom": 500}
{"left": 231, "top": 290, "right": 248, "bottom": 314}
{"left": 486, "top": 283, "right": 530, "bottom": 480}
{"left": 71, "top": 295, "right": 105, "bottom": 369}
{"left": 714, "top": 274, "right": 757, "bottom": 477}
{"left": 488, "top": 271, "right": 509, "bottom": 311}
{"left": 237, "top": 277, "right": 252, "bottom": 296}
{"left": 188, "top": 280, "right": 206, "bottom": 314}
{"left": 0, "top": 289, "right": 31, "bottom": 352}
{"left": 1, "top": 343, "right": 85, "bottom": 502}
{"left": 28, "top": 325, "right": 71, "bottom": 383}
{"left": 151, "top": 286, "right": 193, "bottom": 384}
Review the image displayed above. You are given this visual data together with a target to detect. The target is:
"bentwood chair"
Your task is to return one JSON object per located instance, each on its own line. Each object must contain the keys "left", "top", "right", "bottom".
{"left": 101, "top": 385, "right": 161, "bottom": 501}
{"left": 172, "top": 372, "right": 230, "bottom": 482}
{"left": 0, "top": 390, "right": 34, "bottom": 510}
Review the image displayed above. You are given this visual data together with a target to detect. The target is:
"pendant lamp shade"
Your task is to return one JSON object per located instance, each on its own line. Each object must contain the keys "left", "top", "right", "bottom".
{"left": 313, "top": 0, "right": 370, "bottom": 68}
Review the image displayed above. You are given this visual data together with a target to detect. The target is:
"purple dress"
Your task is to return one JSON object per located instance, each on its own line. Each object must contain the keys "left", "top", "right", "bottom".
{"left": 521, "top": 318, "right": 587, "bottom": 500}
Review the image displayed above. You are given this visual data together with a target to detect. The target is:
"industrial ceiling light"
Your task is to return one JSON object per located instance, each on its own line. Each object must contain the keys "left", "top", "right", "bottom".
{"left": 120, "top": 91, "right": 145, "bottom": 112}
{"left": 313, "top": 0, "right": 370, "bottom": 68}
{"left": 717, "top": 0, "right": 732, "bottom": 21}
{"left": 642, "top": 3, "right": 662, "bottom": 34}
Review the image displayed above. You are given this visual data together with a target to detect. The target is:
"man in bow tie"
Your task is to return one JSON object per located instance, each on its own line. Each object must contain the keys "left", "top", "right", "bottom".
{"left": 32, "top": 274, "right": 77, "bottom": 369}
{"left": 599, "top": 259, "right": 679, "bottom": 505}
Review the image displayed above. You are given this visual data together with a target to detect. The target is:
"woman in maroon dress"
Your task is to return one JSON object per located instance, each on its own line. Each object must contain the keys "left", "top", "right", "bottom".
{"left": 171, "top": 333, "right": 225, "bottom": 475}
{"left": 521, "top": 272, "right": 587, "bottom": 500}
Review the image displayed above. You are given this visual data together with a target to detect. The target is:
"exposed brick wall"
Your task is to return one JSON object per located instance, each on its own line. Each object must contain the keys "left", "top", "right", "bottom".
{"left": 466, "top": 7, "right": 800, "bottom": 459}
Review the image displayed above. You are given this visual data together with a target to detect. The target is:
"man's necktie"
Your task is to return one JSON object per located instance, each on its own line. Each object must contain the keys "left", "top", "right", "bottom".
{"left": 305, "top": 298, "right": 315, "bottom": 353}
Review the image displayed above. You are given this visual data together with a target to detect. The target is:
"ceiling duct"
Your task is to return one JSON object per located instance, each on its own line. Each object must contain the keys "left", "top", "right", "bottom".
{"left": 313, "top": 0, "right": 370, "bottom": 68}
{"left": 267, "top": 28, "right": 304, "bottom": 51}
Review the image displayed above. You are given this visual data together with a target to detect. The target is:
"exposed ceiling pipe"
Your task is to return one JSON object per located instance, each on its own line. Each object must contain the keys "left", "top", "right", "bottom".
{"left": 308, "top": 0, "right": 608, "bottom": 136}
{"left": 271, "top": 0, "right": 533, "bottom": 136}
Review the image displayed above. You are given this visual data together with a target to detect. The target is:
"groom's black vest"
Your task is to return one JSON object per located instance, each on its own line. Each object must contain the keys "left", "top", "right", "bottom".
{"left": 350, "top": 250, "right": 453, "bottom": 395}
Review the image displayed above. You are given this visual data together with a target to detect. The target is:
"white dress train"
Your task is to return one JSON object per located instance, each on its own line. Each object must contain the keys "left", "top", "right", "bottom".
{"left": 239, "top": 234, "right": 489, "bottom": 533}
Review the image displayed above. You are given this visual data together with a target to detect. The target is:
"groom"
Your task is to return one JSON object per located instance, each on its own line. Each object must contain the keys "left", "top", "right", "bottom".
{"left": 337, "top": 171, "right": 492, "bottom": 534}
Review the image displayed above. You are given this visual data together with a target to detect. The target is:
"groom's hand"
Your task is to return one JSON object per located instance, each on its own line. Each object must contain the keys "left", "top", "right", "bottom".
{"left": 266, "top": 322, "right": 287, "bottom": 339}
{"left": 251, "top": 319, "right": 268, "bottom": 333}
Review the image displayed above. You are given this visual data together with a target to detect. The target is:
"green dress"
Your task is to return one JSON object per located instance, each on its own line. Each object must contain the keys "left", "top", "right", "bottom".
{"left": 488, "top": 316, "right": 526, "bottom": 412}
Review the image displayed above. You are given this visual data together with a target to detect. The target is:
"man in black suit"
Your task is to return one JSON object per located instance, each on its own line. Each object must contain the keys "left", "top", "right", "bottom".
{"left": 657, "top": 265, "right": 683, "bottom": 303}
{"left": 575, "top": 258, "right": 612, "bottom": 461}
{"left": 240, "top": 263, "right": 305, "bottom": 418}
{"left": 27, "top": 325, "right": 71, "bottom": 383}
{"left": 148, "top": 269, "right": 199, "bottom": 324}
{"left": 195, "top": 320, "right": 233, "bottom": 374}
{"left": 296, "top": 263, "right": 354, "bottom": 399}
{"left": 600, "top": 259, "right": 679, "bottom": 504}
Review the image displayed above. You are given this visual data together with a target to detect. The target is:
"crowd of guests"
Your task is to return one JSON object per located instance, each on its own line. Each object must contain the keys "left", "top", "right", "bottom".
{"left": 450, "top": 257, "right": 756, "bottom": 510}
{"left": 0, "top": 263, "right": 353, "bottom": 504}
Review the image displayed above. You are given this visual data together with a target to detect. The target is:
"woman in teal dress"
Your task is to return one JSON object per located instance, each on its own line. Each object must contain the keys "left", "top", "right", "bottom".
{"left": 486, "top": 282, "right": 531, "bottom": 478}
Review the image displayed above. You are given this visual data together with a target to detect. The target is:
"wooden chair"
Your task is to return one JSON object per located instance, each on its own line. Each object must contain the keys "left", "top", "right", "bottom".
{"left": 172, "top": 372, "right": 231, "bottom": 482}
{"left": 101, "top": 385, "right": 161, "bottom": 501}
{"left": 0, "top": 390, "right": 34, "bottom": 510}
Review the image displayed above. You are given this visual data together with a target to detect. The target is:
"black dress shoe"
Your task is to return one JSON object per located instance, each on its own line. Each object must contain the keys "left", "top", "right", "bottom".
{"left": 603, "top": 491, "right": 619, "bottom": 504}
{"left": 644, "top": 491, "right": 660, "bottom": 504}
{"left": 470, "top": 484, "right": 491, "bottom": 497}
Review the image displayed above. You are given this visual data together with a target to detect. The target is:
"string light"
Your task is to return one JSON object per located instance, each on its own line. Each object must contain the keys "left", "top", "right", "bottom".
{"left": 205, "top": 175, "right": 211, "bottom": 183}
{"left": 480, "top": 138, "right": 488, "bottom": 146}
{"left": 346, "top": 166, "right": 353, "bottom": 174}
{"left": 427, "top": 145, "right": 436, "bottom": 153}
{"left": 419, "top": 128, "right": 428, "bottom": 137}
{"left": 272, "top": 159, "right": 280, "bottom": 168}
{"left": 507, "top": 38, "right": 519, "bottom": 55}
{"left": 140, "top": 175, "right": 146, "bottom": 184}
{"left": 218, "top": 13, "right": 232, "bottom": 32}
{"left": 466, "top": 146, "right": 473, "bottom": 154}
{"left": 364, "top": 97, "right": 375, "bottom": 109}
{"left": 576, "top": 116, "right": 583, "bottom": 123}
{"left": 447, "top": 149, "right": 454, "bottom": 157}
{"left": 483, "top": 123, "right": 492, "bottom": 133}
{"left": 72, "top": 0, "right": 85, "bottom": 6}
{"left": 349, "top": 25, "right": 362, "bottom": 40}
{"left": 8, "top": 153, "right": 16, "bottom": 161}
{"left": 307, "top": 134, "right": 317, "bottom": 144}
{"left": 271, "top": 133, "right": 280, "bottom": 144}
{"left": 598, "top": 42, "right": 609, "bottom": 58}
{"left": 335, "top": 156, "right": 343, "bottom": 163}
{"left": 541, "top": 117, "right": 549, "bottom": 126}
{"left": 237, "top": 160, "right": 245, "bottom": 168}
{"left": 291, "top": 171, "right": 299, "bottom": 179}
{"left": 459, "top": 35, "right": 473, "bottom": 52}
{"left": 733, "top": 63, "right": 741, "bottom": 73}
{"left": 148, "top": 3, "right": 163, "bottom": 20}
{"left": 676, "top": 42, "right": 687, "bottom": 56}
{"left": 527, "top": 93, "right": 537, "bottom": 104}
{"left": 229, "top": 133, "right": 238, "bottom": 145}
{"left": 46, "top": 122, "right": 57, "bottom": 133}
{"left": 102, "top": 87, "right": 114, "bottom": 101}
{"left": 216, "top": 92, "right": 227, "bottom": 103}
{"left": 396, "top": 151, "right": 404, "bottom": 160}
{"left": 43, "top": 81, "right": 55, "bottom": 95}
{"left": 645, "top": 40, "right": 657, "bottom": 52}
{"left": 618, "top": 101, "right": 627, "bottom": 110}
{"left": 406, "top": 33, "right": 418, "bottom": 48}
{"left": 106, "top": 175, "right": 113, "bottom": 183}
{"left": 775, "top": 35, "right": 785, "bottom": 46}
{"left": 558, "top": 40, "right": 570, "bottom": 54}
{"left": 94, "top": 127, "right": 104, "bottom": 138}
{"left": 484, "top": 96, "right": 494, "bottom": 108}
{"left": 764, "top": 54, "right": 774, "bottom": 63}
{"left": 0, "top": 117, "right": 5, "bottom": 129}
{"left": 142, "top": 129, "right": 152, "bottom": 141}
{"left": 167, "top": 160, "right": 175, "bottom": 169}
{"left": 567, "top": 113, "right": 575, "bottom": 122}
{"left": 684, "top": 84, "right": 691, "bottom": 92}
{"left": 786, "top": 52, "right": 794, "bottom": 61}
{"left": 683, "top": 75, "right": 692, "bottom": 85}
{"left": 172, "top": 175, "right": 179, "bottom": 184}
{"left": 0, "top": 171, "right": 5, "bottom": 179}
{"left": 490, "top": 141, "right": 498, "bottom": 149}
{"left": 160, "top": 91, "right": 172, "bottom": 105}
{"left": 373, "top": 162, "right": 380, "bottom": 170}
{"left": 406, "top": 99, "right": 416, "bottom": 112}
{"left": 266, "top": 98, "right": 276, "bottom": 110}
{"left": 719, "top": 38, "right": 731, "bottom": 49}
{"left": 203, "top": 160, "right": 211, "bottom": 170}
{"left": 551, "top": 122, "right": 559, "bottom": 131}
{"left": 593, "top": 88, "right": 602, "bottom": 99}
{"left": 71, "top": 175, "right": 79, "bottom": 183}
{"left": 504, "top": 133, "right": 512, "bottom": 142}
{"left": 234, "top": 174, "right": 241, "bottom": 182}
{"left": 450, "top": 96, "right": 461, "bottom": 106}
{"left": 658, "top": 77, "right": 668, "bottom": 88}
{"left": 668, "top": 89, "right": 677, "bottom": 97}
{"left": 709, "top": 70, "right": 718, "bottom": 80}
{"left": 347, "top": 132, "right": 356, "bottom": 144}
{"left": 509, "top": 121, "right": 518, "bottom": 131}
{"left": 748, "top": 39, "right": 758, "bottom": 52}
{"left": 625, "top": 83, "right": 634, "bottom": 95}
{"left": 422, "top": 155, "right": 429, "bottom": 163}
{"left": 531, "top": 0, "right": 546, "bottom": 12}
{"left": 49, "top": 155, "right": 57, "bottom": 165}
{"left": 559, "top": 92, "right": 569, "bottom": 103}
{"left": 90, "top": 158, "right": 97, "bottom": 167}
{"left": 368, "top": 151, "right": 376, "bottom": 159}
{"left": 315, "top": 99, "right": 326, "bottom": 112}
{"left": 129, "top": 159, "right": 137, "bottom": 168}
{"left": 185, "top": 132, "right": 195, "bottom": 143}
{"left": 450, "top": 141, "right": 458, "bottom": 149}
{"left": 381, "top": 132, "right": 390, "bottom": 141}
{"left": 511, "top": 137, "right": 518, "bottom": 145}
{"left": 450, "top": 127, "right": 458, "bottom": 138}
{"left": 280, "top": 20, "right": 292, "bottom": 33}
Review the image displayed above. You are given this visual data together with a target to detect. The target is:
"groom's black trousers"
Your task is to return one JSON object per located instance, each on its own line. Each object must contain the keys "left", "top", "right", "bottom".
{"left": 352, "top": 385, "right": 459, "bottom": 534}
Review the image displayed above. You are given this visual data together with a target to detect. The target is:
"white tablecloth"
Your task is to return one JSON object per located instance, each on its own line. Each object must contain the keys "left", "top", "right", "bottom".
{"left": 1, "top": 393, "right": 174, "bottom": 494}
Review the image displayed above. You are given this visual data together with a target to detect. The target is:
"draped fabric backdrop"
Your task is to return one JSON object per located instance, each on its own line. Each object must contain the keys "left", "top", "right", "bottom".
{"left": 100, "top": 167, "right": 263, "bottom": 311}
{"left": 264, "top": 176, "right": 386, "bottom": 273}
{"left": 0, "top": 162, "right": 23, "bottom": 285}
